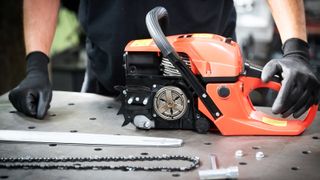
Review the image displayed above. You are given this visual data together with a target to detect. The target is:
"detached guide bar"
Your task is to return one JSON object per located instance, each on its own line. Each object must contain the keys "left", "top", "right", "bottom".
{"left": 0, "top": 130, "right": 183, "bottom": 147}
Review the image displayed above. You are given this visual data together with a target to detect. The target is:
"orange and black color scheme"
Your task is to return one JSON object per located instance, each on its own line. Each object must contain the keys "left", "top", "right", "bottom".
{"left": 117, "top": 7, "right": 318, "bottom": 135}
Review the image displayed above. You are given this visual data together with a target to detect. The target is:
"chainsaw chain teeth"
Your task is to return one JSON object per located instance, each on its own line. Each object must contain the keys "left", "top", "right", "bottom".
{"left": 0, "top": 155, "right": 200, "bottom": 172}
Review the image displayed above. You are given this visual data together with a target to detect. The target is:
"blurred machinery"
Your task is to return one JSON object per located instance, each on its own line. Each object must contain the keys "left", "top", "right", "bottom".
{"left": 234, "top": 0, "right": 274, "bottom": 65}
{"left": 234, "top": 0, "right": 320, "bottom": 107}
{"left": 305, "top": 0, "right": 320, "bottom": 72}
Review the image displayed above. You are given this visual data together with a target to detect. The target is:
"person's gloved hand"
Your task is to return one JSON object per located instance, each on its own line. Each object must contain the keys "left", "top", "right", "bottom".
{"left": 261, "top": 38, "right": 320, "bottom": 118}
{"left": 9, "top": 51, "right": 52, "bottom": 119}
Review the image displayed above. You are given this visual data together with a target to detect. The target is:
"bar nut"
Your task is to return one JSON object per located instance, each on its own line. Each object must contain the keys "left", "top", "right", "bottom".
{"left": 255, "top": 151, "right": 265, "bottom": 160}
{"left": 235, "top": 150, "right": 244, "bottom": 158}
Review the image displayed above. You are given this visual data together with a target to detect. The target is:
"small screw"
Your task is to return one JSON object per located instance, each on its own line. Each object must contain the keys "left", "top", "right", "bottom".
{"left": 152, "top": 84, "right": 157, "bottom": 88}
{"left": 153, "top": 114, "right": 157, "bottom": 117}
{"left": 202, "top": 93, "right": 207, "bottom": 98}
{"left": 215, "top": 112, "right": 220, "bottom": 117}
{"left": 135, "top": 97, "right": 140, "bottom": 101}
{"left": 122, "top": 90, "right": 127, "bottom": 95}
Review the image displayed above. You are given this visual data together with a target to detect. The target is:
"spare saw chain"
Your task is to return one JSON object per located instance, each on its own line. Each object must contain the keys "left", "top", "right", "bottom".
{"left": 0, "top": 154, "right": 200, "bottom": 172}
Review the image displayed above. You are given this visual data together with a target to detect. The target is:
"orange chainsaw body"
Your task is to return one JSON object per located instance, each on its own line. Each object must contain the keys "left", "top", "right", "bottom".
{"left": 124, "top": 33, "right": 318, "bottom": 135}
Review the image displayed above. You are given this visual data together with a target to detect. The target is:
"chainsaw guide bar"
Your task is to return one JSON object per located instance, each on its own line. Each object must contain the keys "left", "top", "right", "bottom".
{"left": 0, "top": 130, "right": 183, "bottom": 147}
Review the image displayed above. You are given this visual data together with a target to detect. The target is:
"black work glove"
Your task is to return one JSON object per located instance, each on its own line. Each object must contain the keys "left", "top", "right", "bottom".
{"left": 261, "top": 38, "right": 320, "bottom": 118}
{"left": 9, "top": 51, "right": 52, "bottom": 119}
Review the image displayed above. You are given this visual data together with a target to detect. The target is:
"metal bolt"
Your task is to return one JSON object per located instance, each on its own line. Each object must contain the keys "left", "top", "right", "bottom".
{"left": 152, "top": 84, "right": 157, "bottom": 88}
{"left": 135, "top": 97, "right": 140, "bottom": 102}
{"left": 202, "top": 93, "right": 207, "bottom": 98}
{"left": 215, "top": 112, "right": 220, "bottom": 117}
{"left": 235, "top": 150, "right": 244, "bottom": 158}
{"left": 127, "top": 97, "right": 133, "bottom": 104}
{"left": 144, "top": 121, "right": 151, "bottom": 129}
{"left": 153, "top": 114, "right": 157, "bottom": 117}
{"left": 122, "top": 90, "right": 127, "bottom": 95}
{"left": 256, "top": 151, "right": 265, "bottom": 160}
{"left": 143, "top": 97, "right": 148, "bottom": 105}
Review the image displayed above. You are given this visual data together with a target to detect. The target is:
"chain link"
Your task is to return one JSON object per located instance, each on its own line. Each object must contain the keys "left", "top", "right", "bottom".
{"left": 0, "top": 155, "right": 200, "bottom": 172}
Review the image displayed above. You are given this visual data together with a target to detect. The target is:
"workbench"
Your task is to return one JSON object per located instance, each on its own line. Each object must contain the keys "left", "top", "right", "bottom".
{"left": 0, "top": 91, "right": 319, "bottom": 180}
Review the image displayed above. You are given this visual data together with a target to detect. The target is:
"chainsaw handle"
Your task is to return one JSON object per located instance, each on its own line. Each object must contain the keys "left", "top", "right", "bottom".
{"left": 242, "top": 76, "right": 318, "bottom": 127}
{"left": 145, "top": 6, "right": 173, "bottom": 57}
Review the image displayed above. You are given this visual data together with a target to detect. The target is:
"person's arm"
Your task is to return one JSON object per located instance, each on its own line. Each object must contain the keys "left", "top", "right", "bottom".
{"left": 267, "top": 0, "right": 307, "bottom": 43}
{"left": 8, "top": 0, "right": 60, "bottom": 119}
{"left": 24, "top": 0, "right": 60, "bottom": 55}
{"left": 262, "top": 0, "right": 320, "bottom": 118}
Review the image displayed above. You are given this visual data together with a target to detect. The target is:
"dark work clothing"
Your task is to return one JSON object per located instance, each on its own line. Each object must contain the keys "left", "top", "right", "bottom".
{"left": 78, "top": 0, "right": 237, "bottom": 96}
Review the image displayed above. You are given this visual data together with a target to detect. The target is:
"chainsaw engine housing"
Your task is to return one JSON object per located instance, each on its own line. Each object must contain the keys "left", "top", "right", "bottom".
{"left": 119, "top": 34, "right": 242, "bottom": 133}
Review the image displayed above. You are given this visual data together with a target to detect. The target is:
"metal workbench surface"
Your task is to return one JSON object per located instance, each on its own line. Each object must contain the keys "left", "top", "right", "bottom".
{"left": 0, "top": 91, "right": 319, "bottom": 180}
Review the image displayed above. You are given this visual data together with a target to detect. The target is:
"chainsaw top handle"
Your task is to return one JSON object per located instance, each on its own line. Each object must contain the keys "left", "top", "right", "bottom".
{"left": 145, "top": 7, "right": 173, "bottom": 57}
{"left": 145, "top": 6, "right": 222, "bottom": 120}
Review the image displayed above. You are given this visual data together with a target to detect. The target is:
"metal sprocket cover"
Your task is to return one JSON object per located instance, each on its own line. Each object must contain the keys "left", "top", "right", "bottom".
{"left": 153, "top": 86, "right": 188, "bottom": 120}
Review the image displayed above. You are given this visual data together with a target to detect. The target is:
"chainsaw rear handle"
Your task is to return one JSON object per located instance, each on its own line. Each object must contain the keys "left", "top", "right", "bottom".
{"left": 145, "top": 6, "right": 223, "bottom": 119}
{"left": 244, "top": 62, "right": 318, "bottom": 123}
{"left": 242, "top": 76, "right": 318, "bottom": 127}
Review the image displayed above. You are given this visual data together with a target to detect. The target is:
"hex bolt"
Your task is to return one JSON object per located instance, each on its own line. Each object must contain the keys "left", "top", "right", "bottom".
{"left": 235, "top": 150, "right": 244, "bottom": 158}
{"left": 255, "top": 151, "right": 265, "bottom": 160}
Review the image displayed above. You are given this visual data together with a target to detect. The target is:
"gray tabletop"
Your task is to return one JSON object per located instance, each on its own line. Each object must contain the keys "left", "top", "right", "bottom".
{"left": 0, "top": 91, "right": 319, "bottom": 180}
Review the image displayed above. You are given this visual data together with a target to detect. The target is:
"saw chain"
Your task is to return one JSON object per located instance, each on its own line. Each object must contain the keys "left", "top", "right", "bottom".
{"left": 0, "top": 154, "right": 200, "bottom": 172}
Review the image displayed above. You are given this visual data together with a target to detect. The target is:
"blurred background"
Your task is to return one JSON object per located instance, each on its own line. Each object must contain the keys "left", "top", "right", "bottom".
{"left": 0, "top": 0, "right": 320, "bottom": 100}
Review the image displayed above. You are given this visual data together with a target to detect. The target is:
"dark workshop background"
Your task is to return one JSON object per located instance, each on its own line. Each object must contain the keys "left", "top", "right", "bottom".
{"left": 0, "top": 0, "right": 320, "bottom": 100}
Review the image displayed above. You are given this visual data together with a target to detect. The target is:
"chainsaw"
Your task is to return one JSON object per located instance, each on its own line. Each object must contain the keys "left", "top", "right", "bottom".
{"left": 117, "top": 7, "right": 318, "bottom": 135}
